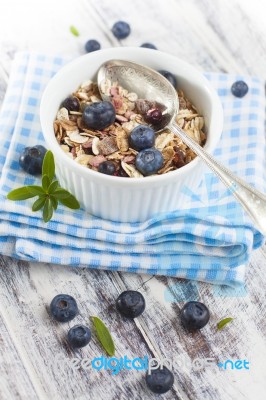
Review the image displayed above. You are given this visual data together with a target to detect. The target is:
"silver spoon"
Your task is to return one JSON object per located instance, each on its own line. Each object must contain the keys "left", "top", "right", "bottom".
{"left": 98, "top": 59, "right": 266, "bottom": 235}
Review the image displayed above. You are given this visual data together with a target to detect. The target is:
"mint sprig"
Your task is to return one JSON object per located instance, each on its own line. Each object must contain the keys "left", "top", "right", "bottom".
{"left": 7, "top": 150, "right": 80, "bottom": 222}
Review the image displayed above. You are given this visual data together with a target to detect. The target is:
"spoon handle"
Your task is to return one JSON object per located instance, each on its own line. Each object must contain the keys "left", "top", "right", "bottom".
{"left": 171, "top": 122, "right": 266, "bottom": 235}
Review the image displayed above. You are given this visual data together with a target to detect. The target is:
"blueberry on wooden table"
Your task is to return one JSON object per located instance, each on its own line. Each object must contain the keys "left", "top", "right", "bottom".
{"left": 82, "top": 101, "right": 116, "bottom": 130}
{"left": 19, "top": 145, "right": 47, "bottom": 175}
{"left": 116, "top": 290, "right": 145, "bottom": 318}
{"left": 158, "top": 70, "right": 177, "bottom": 88}
{"left": 140, "top": 43, "right": 157, "bottom": 50}
{"left": 180, "top": 301, "right": 210, "bottom": 331}
{"left": 67, "top": 325, "right": 91, "bottom": 348}
{"left": 111, "top": 21, "right": 131, "bottom": 39}
{"left": 50, "top": 294, "right": 78, "bottom": 322}
{"left": 98, "top": 161, "right": 116, "bottom": 175}
{"left": 61, "top": 96, "right": 80, "bottom": 112}
{"left": 135, "top": 148, "right": 164, "bottom": 176}
{"left": 129, "top": 125, "right": 155, "bottom": 151}
{"left": 231, "top": 80, "right": 249, "bottom": 98}
{"left": 85, "top": 39, "right": 101, "bottom": 53}
{"left": 146, "top": 366, "right": 174, "bottom": 394}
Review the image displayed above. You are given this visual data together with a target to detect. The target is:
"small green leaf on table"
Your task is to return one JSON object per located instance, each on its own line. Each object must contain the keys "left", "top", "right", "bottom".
{"left": 217, "top": 317, "right": 234, "bottom": 330}
{"left": 90, "top": 316, "right": 115, "bottom": 356}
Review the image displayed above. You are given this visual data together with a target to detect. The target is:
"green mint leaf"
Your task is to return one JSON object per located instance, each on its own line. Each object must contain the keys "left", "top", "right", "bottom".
{"left": 42, "top": 174, "right": 51, "bottom": 191}
{"left": 58, "top": 193, "right": 80, "bottom": 209}
{"left": 70, "top": 25, "right": 79, "bottom": 37}
{"left": 7, "top": 187, "right": 36, "bottom": 201}
{"left": 42, "top": 150, "right": 55, "bottom": 181}
{"left": 53, "top": 188, "right": 73, "bottom": 199}
{"left": 48, "top": 180, "right": 59, "bottom": 194}
{"left": 42, "top": 198, "right": 54, "bottom": 222}
{"left": 217, "top": 317, "right": 234, "bottom": 330}
{"left": 90, "top": 316, "right": 115, "bottom": 356}
{"left": 50, "top": 195, "right": 58, "bottom": 210}
{"left": 32, "top": 195, "right": 47, "bottom": 212}
{"left": 27, "top": 185, "right": 46, "bottom": 196}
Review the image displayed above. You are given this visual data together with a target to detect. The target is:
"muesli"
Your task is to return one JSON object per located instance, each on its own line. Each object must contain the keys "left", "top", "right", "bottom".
{"left": 53, "top": 78, "right": 206, "bottom": 178}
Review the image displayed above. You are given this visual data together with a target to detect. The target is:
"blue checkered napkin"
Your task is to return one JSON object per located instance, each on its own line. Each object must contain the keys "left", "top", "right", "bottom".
{"left": 0, "top": 52, "right": 265, "bottom": 288}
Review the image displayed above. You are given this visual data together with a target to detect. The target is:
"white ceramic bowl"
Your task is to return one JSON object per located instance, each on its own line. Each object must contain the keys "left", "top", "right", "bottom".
{"left": 40, "top": 47, "right": 223, "bottom": 222}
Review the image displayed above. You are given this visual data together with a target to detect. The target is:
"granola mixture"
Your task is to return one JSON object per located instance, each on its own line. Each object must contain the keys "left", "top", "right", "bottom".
{"left": 53, "top": 79, "right": 206, "bottom": 178}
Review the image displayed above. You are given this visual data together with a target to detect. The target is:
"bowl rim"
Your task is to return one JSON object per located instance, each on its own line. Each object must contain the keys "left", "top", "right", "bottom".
{"left": 40, "top": 47, "right": 224, "bottom": 187}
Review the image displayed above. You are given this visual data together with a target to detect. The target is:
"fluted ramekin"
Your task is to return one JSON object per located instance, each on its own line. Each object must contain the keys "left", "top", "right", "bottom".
{"left": 40, "top": 47, "right": 223, "bottom": 222}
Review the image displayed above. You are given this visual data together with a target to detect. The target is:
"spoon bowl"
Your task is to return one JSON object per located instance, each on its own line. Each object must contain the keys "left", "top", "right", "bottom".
{"left": 98, "top": 59, "right": 266, "bottom": 234}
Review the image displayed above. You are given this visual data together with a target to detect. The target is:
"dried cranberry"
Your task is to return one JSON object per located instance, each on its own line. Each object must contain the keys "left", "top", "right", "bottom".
{"left": 145, "top": 108, "right": 163, "bottom": 124}
{"left": 173, "top": 148, "right": 186, "bottom": 168}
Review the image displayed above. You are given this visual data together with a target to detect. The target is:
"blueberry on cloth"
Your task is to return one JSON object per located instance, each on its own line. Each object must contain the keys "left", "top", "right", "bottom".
{"left": 85, "top": 39, "right": 101, "bottom": 53}
{"left": 180, "top": 301, "right": 210, "bottom": 331}
{"left": 19, "top": 145, "right": 47, "bottom": 175}
{"left": 146, "top": 366, "right": 174, "bottom": 394}
{"left": 111, "top": 21, "right": 131, "bottom": 39}
{"left": 67, "top": 325, "right": 91, "bottom": 348}
{"left": 140, "top": 43, "right": 157, "bottom": 50}
{"left": 61, "top": 96, "right": 80, "bottom": 112}
{"left": 82, "top": 101, "right": 116, "bottom": 130}
{"left": 231, "top": 80, "right": 249, "bottom": 98}
{"left": 129, "top": 125, "right": 155, "bottom": 151}
{"left": 50, "top": 294, "right": 78, "bottom": 323}
{"left": 135, "top": 148, "right": 164, "bottom": 176}
{"left": 116, "top": 290, "right": 145, "bottom": 318}
{"left": 158, "top": 70, "right": 177, "bottom": 88}
{"left": 98, "top": 161, "right": 116, "bottom": 175}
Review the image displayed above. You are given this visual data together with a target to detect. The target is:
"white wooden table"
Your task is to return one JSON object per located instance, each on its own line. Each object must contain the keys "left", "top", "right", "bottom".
{"left": 0, "top": 1, "right": 266, "bottom": 399}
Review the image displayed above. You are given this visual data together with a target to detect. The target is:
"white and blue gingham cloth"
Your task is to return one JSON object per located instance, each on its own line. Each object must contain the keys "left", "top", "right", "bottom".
{"left": 0, "top": 52, "right": 265, "bottom": 287}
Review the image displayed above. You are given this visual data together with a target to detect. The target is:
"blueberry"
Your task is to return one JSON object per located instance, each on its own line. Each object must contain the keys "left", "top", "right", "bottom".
{"left": 231, "top": 80, "right": 248, "bottom": 98}
{"left": 135, "top": 148, "right": 163, "bottom": 176}
{"left": 82, "top": 101, "right": 116, "bottom": 130}
{"left": 50, "top": 294, "right": 78, "bottom": 323}
{"left": 180, "top": 301, "right": 210, "bottom": 331}
{"left": 116, "top": 290, "right": 145, "bottom": 318}
{"left": 111, "top": 21, "right": 131, "bottom": 39}
{"left": 61, "top": 96, "right": 80, "bottom": 112}
{"left": 140, "top": 43, "right": 157, "bottom": 50}
{"left": 129, "top": 125, "right": 155, "bottom": 151}
{"left": 158, "top": 70, "right": 177, "bottom": 88}
{"left": 67, "top": 325, "right": 91, "bottom": 348}
{"left": 85, "top": 39, "right": 101, "bottom": 53}
{"left": 98, "top": 161, "right": 116, "bottom": 175}
{"left": 19, "top": 145, "right": 47, "bottom": 175}
{"left": 146, "top": 366, "right": 174, "bottom": 394}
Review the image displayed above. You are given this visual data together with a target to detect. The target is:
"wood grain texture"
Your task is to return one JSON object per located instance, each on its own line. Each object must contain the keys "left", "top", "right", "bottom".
{"left": 0, "top": 0, "right": 266, "bottom": 399}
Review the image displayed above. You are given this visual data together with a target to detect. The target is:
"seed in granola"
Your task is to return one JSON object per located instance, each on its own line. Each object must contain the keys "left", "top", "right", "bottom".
{"left": 82, "top": 101, "right": 116, "bottom": 130}
{"left": 61, "top": 96, "right": 80, "bottom": 112}
{"left": 129, "top": 125, "right": 155, "bottom": 151}
{"left": 135, "top": 148, "right": 164, "bottom": 176}
{"left": 98, "top": 161, "right": 116, "bottom": 175}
